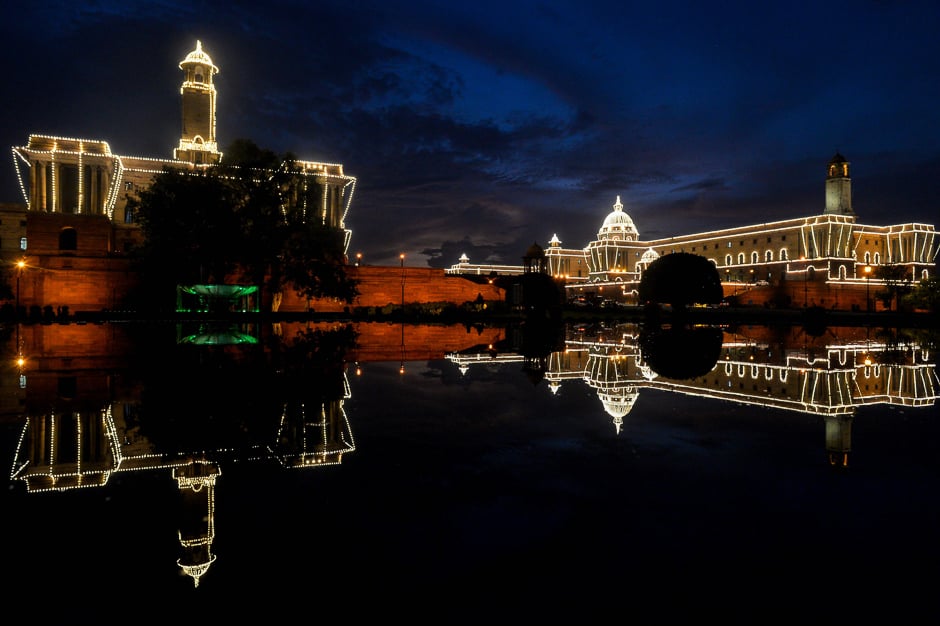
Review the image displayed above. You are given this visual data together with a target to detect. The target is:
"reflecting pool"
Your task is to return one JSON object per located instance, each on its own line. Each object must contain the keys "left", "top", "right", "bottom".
{"left": 1, "top": 320, "right": 937, "bottom": 622}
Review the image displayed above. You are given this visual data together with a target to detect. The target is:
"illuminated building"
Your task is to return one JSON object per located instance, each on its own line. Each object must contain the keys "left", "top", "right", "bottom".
{"left": 4, "top": 39, "right": 508, "bottom": 314}
{"left": 450, "top": 154, "right": 938, "bottom": 309}
{"left": 547, "top": 153, "right": 938, "bottom": 307}
{"left": 7, "top": 41, "right": 356, "bottom": 274}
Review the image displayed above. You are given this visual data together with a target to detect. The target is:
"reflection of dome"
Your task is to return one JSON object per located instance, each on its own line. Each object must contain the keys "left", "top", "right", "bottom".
{"left": 597, "top": 195, "right": 638, "bottom": 241}
{"left": 598, "top": 389, "right": 638, "bottom": 419}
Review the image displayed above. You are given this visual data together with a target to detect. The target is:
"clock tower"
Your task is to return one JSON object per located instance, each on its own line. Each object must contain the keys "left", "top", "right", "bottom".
{"left": 174, "top": 40, "right": 221, "bottom": 165}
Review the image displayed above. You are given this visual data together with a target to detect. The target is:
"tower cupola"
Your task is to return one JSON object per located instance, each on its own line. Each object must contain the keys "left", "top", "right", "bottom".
{"left": 824, "top": 152, "right": 853, "bottom": 216}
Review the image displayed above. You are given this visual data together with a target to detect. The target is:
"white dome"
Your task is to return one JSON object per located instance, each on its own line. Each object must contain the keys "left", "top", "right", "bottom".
{"left": 640, "top": 247, "right": 659, "bottom": 264}
{"left": 180, "top": 40, "right": 219, "bottom": 73}
{"left": 597, "top": 195, "right": 638, "bottom": 241}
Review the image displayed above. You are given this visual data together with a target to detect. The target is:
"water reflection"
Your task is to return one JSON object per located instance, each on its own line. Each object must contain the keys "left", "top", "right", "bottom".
{"left": 5, "top": 321, "right": 360, "bottom": 587}
{"left": 2, "top": 319, "right": 937, "bottom": 595}
{"left": 449, "top": 322, "right": 938, "bottom": 458}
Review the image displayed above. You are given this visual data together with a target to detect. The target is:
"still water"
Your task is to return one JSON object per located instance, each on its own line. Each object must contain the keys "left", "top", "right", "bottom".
{"left": 1, "top": 319, "right": 938, "bottom": 622}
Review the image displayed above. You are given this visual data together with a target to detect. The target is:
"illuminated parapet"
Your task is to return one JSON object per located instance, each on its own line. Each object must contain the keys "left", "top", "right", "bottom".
{"left": 12, "top": 135, "right": 123, "bottom": 217}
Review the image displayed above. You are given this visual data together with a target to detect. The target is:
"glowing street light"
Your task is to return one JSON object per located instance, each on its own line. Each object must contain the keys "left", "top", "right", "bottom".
{"left": 400, "top": 253, "right": 405, "bottom": 311}
{"left": 355, "top": 252, "right": 362, "bottom": 266}
{"left": 15, "top": 259, "right": 25, "bottom": 318}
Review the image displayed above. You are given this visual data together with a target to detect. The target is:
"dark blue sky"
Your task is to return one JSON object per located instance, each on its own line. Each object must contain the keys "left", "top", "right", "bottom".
{"left": 3, "top": 1, "right": 939, "bottom": 267}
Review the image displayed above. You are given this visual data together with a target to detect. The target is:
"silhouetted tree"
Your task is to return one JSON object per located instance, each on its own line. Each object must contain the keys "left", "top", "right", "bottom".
{"left": 638, "top": 252, "right": 723, "bottom": 309}
{"left": 875, "top": 263, "right": 913, "bottom": 311}
{"left": 903, "top": 275, "right": 940, "bottom": 313}
{"left": 127, "top": 139, "right": 358, "bottom": 311}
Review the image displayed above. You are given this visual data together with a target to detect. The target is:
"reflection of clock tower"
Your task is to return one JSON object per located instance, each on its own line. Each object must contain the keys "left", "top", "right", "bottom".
{"left": 174, "top": 40, "right": 221, "bottom": 165}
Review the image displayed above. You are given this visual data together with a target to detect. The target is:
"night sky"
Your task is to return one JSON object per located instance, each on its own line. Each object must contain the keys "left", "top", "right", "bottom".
{"left": 3, "top": 1, "right": 939, "bottom": 268}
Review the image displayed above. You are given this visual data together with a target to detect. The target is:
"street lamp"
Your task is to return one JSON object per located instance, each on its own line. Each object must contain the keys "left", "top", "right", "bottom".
{"left": 15, "top": 259, "right": 25, "bottom": 318}
{"left": 800, "top": 255, "right": 807, "bottom": 307}
{"left": 400, "top": 253, "right": 405, "bottom": 312}
{"left": 355, "top": 252, "right": 362, "bottom": 266}
{"left": 864, "top": 264, "right": 872, "bottom": 312}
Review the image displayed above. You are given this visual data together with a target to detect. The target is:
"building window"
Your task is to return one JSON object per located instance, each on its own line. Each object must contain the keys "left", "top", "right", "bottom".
{"left": 781, "top": 235, "right": 786, "bottom": 241}
{"left": 780, "top": 248, "right": 788, "bottom": 260}
{"left": 737, "top": 253, "right": 745, "bottom": 264}
{"left": 727, "top": 242, "right": 732, "bottom": 248}
{"left": 765, "top": 250, "right": 773, "bottom": 262}
{"left": 59, "top": 228, "right": 78, "bottom": 251}
{"left": 19, "top": 237, "right": 27, "bottom": 251}
{"left": 751, "top": 252, "right": 759, "bottom": 263}
{"left": 725, "top": 254, "right": 732, "bottom": 265}
{"left": 124, "top": 206, "right": 136, "bottom": 224}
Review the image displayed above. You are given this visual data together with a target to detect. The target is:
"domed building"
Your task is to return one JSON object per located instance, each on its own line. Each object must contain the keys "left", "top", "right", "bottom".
{"left": 543, "top": 153, "right": 938, "bottom": 309}
{"left": 585, "top": 195, "right": 640, "bottom": 283}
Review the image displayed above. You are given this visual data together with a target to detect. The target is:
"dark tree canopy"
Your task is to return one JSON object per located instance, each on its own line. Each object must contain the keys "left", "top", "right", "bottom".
{"left": 127, "top": 139, "right": 358, "bottom": 311}
{"left": 638, "top": 252, "right": 723, "bottom": 308}
{"left": 903, "top": 275, "right": 940, "bottom": 313}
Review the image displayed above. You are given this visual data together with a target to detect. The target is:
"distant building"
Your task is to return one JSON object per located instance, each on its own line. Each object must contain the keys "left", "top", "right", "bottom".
{"left": 445, "top": 252, "right": 525, "bottom": 277}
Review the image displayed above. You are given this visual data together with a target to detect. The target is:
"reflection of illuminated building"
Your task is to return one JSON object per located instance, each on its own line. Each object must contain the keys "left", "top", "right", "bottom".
{"left": 579, "top": 327, "right": 647, "bottom": 435}
{"left": 10, "top": 406, "right": 120, "bottom": 492}
{"left": 7, "top": 321, "right": 358, "bottom": 590}
{"left": 274, "top": 380, "right": 355, "bottom": 468}
{"left": 451, "top": 323, "right": 939, "bottom": 464}
{"left": 174, "top": 460, "right": 220, "bottom": 587}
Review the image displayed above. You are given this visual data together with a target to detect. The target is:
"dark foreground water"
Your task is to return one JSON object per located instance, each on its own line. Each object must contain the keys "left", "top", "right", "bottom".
{"left": 1, "top": 321, "right": 938, "bottom": 622}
